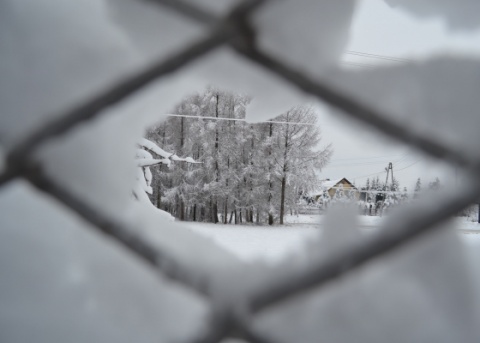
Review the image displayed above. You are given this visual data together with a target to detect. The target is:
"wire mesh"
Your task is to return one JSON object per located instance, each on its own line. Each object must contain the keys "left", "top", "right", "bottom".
{"left": 2, "top": 1, "right": 478, "bottom": 342}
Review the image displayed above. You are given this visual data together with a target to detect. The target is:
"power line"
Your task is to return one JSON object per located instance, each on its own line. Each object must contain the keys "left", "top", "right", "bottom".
{"left": 330, "top": 154, "right": 403, "bottom": 161}
{"left": 395, "top": 159, "right": 422, "bottom": 172}
{"left": 344, "top": 50, "right": 412, "bottom": 63}
{"left": 327, "top": 154, "right": 414, "bottom": 167}
{"left": 390, "top": 154, "right": 416, "bottom": 168}
{"left": 341, "top": 61, "right": 376, "bottom": 69}
{"left": 348, "top": 159, "right": 422, "bottom": 182}
{"left": 350, "top": 169, "right": 386, "bottom": 180}
{"left": 392, "top": 154, "right": 410, "bottom": 165}
{"left": 328, "top": 160, "right": 402, "bottom": 167}
{"left": 166, "top": 114, "right": 315, "bottom": 126}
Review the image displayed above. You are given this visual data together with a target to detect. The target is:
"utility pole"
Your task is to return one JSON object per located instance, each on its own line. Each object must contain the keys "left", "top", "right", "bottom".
{"left": 385, "top": 162, "right": 393, "bottom": 189}
{"left": 391, "top": 163, "right": 394, "bottom": 189}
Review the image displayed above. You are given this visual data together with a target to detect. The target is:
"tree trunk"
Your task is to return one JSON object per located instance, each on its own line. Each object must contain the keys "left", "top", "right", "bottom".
{"left": 224, "top": 200, "right": 228, "bottom": 224}
{"left": 212, "top": 202, "right": 219, "bottom": 224}
{"left": 157, "top": 185, "right": 161, "bottom": 209}
{"left": 212, "top": 92, "right": 220, "bottom": 224}
{"left": 175, "top": 195, "right": 179, "bottom": 219}
{"left": 280, "top": 176, "right": 286, "bottom": 224}
{"left": 209, "top": 198, "right": 213, "bottom": 222}
{"left": 180, "top": 116, "right": 184, "bottom": 150}
{"left": 279, "top": 119, "right": 290, "bottom": 225}
{"left": 180, "top": 200, "right": 185, "bottom": 221}
{"left": 268, "top": 213, "right": 274, "bottom": 225}
{"left": 268, "top": 122, "right": 274, "bottom": 225}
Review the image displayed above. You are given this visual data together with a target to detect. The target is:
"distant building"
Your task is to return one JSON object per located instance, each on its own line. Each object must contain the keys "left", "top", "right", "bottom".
{"left": 314, "top": 178, "right": 360, "bottom": 200}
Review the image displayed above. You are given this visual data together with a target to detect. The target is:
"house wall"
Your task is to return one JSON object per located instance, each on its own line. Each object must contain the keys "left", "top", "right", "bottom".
{"left": 328, "top": 179, "right": 360, "bottom": 199}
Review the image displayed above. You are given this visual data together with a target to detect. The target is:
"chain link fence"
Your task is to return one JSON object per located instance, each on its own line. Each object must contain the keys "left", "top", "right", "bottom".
{"left": 2, "top": 0, "right": 479, "bottom": 342}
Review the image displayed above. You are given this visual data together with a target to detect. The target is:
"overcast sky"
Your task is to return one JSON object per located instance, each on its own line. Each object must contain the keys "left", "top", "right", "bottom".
{"left": 317, "top": 0, "right": 480, "bottom": 191}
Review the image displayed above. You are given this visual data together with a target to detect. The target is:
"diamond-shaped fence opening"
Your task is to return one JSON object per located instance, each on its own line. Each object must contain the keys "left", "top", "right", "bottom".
{"left": 2, "top": 1, "right": 479, "bottom": 342}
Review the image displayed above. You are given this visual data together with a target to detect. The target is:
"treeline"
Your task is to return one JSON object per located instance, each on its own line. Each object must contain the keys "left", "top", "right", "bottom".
{"left": 145, "top": 87, "right": 331, "bottom": 224}
{"left": 361, "top": 176, "right": 441, "bottom": 194}
{"left": 358, "top": 176, "right": 407, "bottom": 209}
{"left": 358, "top": 176, "right": 441, "bottom": 203}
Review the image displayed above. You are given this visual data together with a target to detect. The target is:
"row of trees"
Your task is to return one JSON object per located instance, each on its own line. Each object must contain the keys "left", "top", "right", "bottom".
{"left": 363, "top": 176, "right": 400, "bottom": 193}
{"left": 145, "top": 87, "right": 331, "bottom": 224}
{"left": 358, "top": 176, "right": 403, "bottom": 204}
{"left": 320, "top": 177, "right": 442, "bottom": 217}
{"left": 361, "top": 176, "right": 441, "bottom": 194}
{"left": 414, "top": 177, "right": 441, "bottom": 192}
{"left": 356, "top": 176, "right": 441, "bottom": 205}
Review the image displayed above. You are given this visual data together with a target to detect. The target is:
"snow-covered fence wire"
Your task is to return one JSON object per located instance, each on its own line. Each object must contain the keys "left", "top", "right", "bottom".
{"left": 2, "top": 0, "right": 480, "bottom": 342}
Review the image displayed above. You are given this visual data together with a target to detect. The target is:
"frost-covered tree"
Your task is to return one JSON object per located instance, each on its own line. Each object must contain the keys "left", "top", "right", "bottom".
{"left": 428, "top": 177, "right": 441, "bottom": 191}
{"left": 391, "top": 177, "right": 400, "bottom": 192}
{"left": 372, "top": 176, "right": 383, "bottom": 191}
{"left": 135, "top": 137, "right": 199, "bottom": 221}
{"left": 414, "top": 178, "right": 422, "bottom": 192}
{"left": 269, "top": 106, "right": 332, "bottom": 224}
{"left": 401, "top": 186, "right": 409, "bottom": 202}
{"left": 414, "top": 178, "right": 422, "bottom": 198}
{"left": 146, "top": 89, "right": 331, "bottom": 224}
{"left": 147, "top": 88, "right": 251, "bottom": 222}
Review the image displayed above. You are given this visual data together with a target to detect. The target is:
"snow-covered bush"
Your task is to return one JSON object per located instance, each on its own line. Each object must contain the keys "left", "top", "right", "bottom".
{"left": 134, "top": 138, "right": 200, "bottom": 221}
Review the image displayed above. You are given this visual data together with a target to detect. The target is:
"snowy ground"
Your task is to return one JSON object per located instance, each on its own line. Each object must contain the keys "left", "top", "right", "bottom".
{"left": 183, "top": 214, "right": 480, "bottom": 264}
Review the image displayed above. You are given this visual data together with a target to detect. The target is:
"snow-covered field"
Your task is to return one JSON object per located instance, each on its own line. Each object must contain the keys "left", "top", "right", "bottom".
{"left": 184, "top": 222, "right": 319, "bottom": 263}
{"left": 184, "top": 214, "right": 480, "bottom": 263}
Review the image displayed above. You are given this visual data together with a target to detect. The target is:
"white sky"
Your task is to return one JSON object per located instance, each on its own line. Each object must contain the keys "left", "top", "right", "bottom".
{"left": 317, "top": 0, "right": 480, "bottom": 191}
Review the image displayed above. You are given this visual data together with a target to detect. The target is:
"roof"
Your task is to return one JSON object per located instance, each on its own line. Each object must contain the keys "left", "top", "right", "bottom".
{"left": 308, "top": 178, "right": 357, "bottom": 196}
{"left": 320, "top": 178, "right": 345, "bottom": 190}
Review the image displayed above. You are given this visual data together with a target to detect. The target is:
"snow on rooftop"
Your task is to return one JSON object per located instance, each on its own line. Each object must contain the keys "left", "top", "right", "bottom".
{"left": 321, "top": 178, "right": 345, "bottom": 190}
{"left": 308, "top": 178, "right": 351, "bottom": 196}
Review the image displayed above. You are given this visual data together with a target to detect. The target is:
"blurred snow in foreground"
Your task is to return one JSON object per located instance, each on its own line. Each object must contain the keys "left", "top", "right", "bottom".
{"left": 186, "top": 214, "right": 480, "bottom": 263}
{"left": 186, "top": 212, "right": 480, "bottom": 343}
{"left": 2, "top": 0, "right": 480, "bottom": 342}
